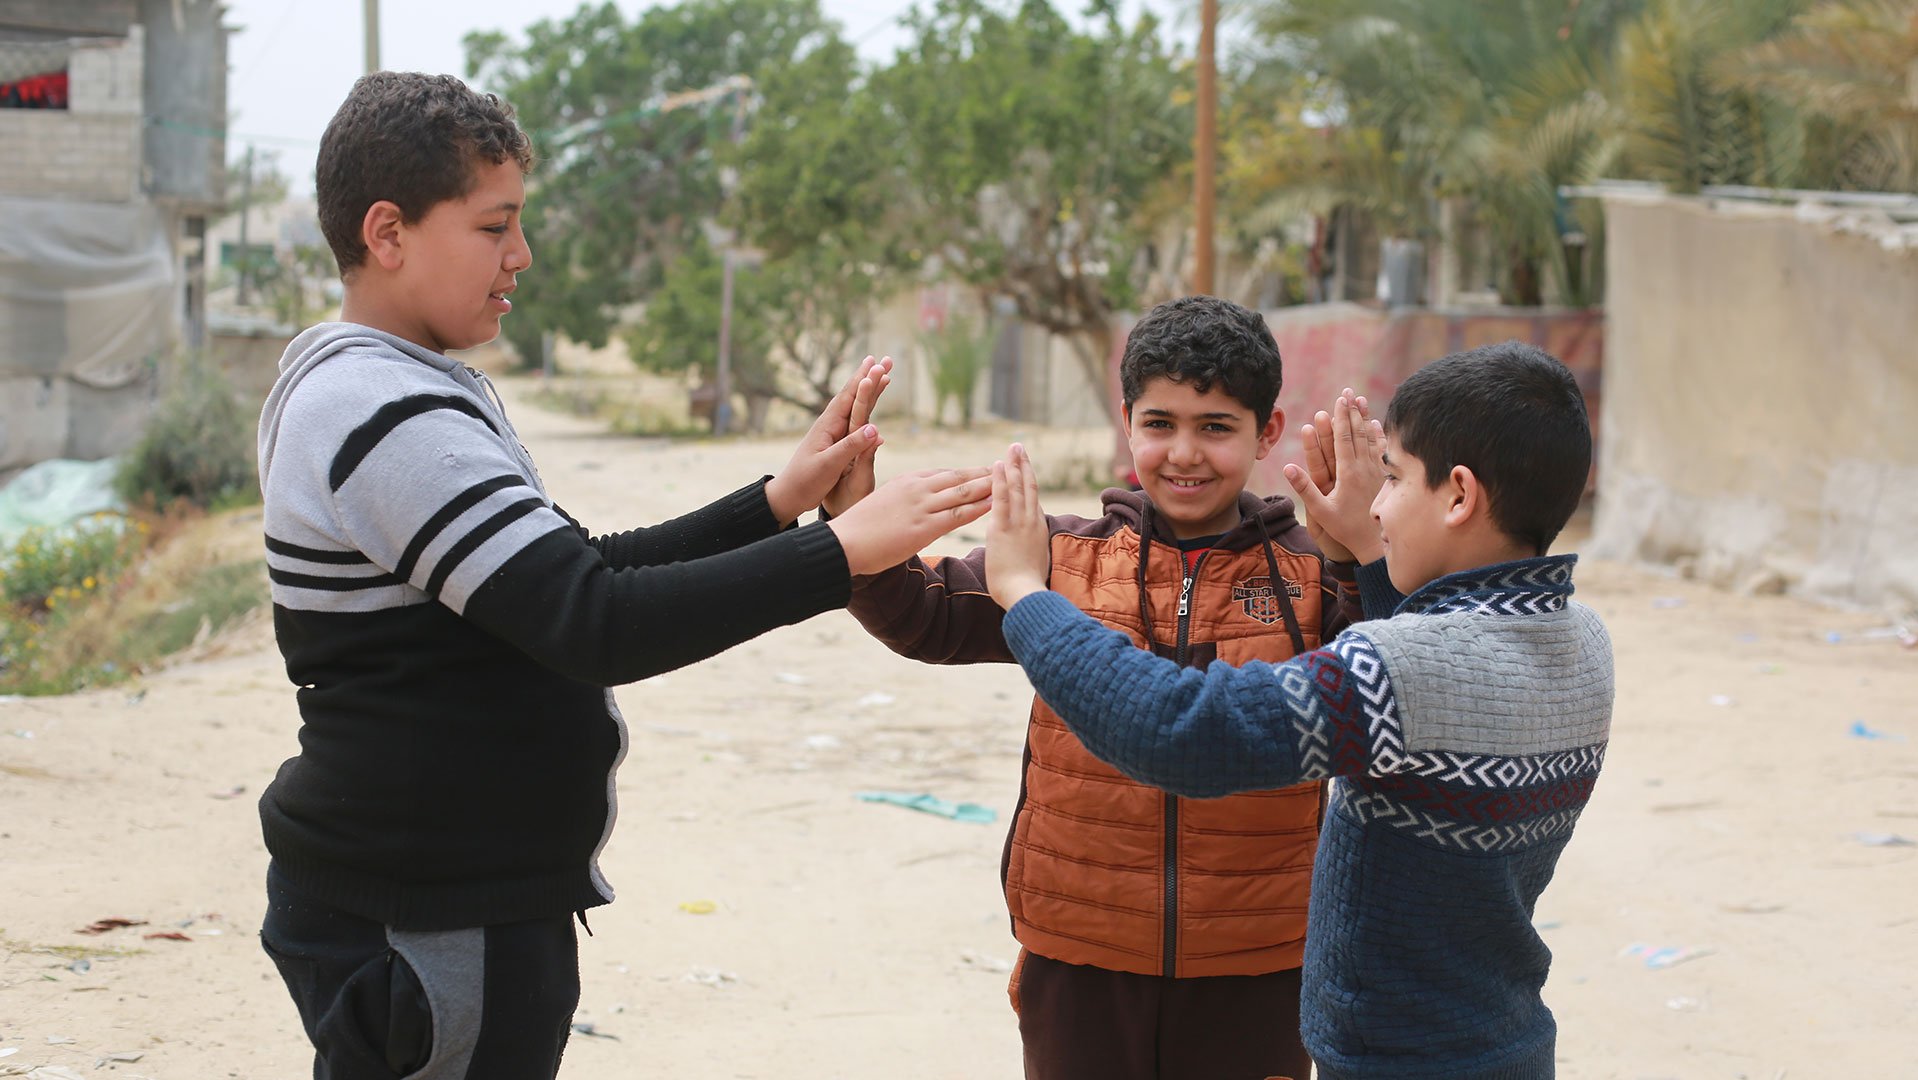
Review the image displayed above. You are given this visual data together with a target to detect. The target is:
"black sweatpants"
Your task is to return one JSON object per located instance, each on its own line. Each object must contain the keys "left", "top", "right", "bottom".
{"left": 261, "top": 864, "right": 581, "bottom": 1080}
{"left": 1014, "top": 949, "right": 1314, "bottom": 1080}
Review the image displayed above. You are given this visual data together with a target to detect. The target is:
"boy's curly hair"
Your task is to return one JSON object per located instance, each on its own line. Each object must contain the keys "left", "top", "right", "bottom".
{"left": 317, "top": 72, "right": 536, "bottom": 275}
{"left": 1120, "top": 296, "right": 1282, "bottom": 423}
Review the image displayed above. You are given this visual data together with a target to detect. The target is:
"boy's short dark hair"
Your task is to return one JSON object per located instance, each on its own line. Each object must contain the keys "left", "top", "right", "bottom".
{"left": 317, "top": 72, "right": 536, "bottom": 276}
{"left": 1385, "top": 341, "right": 1592, "bottom": 555}
{"left": 1121, "top": 296, "right": 1282, "bottom": 422}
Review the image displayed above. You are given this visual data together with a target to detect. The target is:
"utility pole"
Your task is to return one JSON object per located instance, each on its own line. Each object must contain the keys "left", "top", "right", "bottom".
{"left": 363, "top": 0, "right": 380, "bottom": 73}
{"left": 712, "top": 84, "right": 751, "bottom": 436}
{"left": 1192, "top": 0, "right": 1218, "bottom": 296}
{"left": 236, "top": 143, "right": 254, "bottom": 307}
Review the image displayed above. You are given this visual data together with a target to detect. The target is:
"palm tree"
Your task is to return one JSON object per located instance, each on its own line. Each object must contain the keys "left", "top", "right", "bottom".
{"left": 1226, "top": 0, "right": 1639, "bottom": 306}
{"left": 1612, "top": 0, "right": 1812, "bottom": 191}
{"left": 1725, "top": 0, "right": 1918, "bottom": 192}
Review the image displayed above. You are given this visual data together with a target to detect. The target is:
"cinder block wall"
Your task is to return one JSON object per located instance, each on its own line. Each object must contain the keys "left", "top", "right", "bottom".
{"left": 0, "top": 30, "right": 142, "bottom": 201}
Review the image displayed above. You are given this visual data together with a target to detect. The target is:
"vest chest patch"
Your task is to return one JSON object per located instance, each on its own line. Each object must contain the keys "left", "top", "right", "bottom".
{"left": 1231, "top": 574, "right": 1303, "bottom": 624}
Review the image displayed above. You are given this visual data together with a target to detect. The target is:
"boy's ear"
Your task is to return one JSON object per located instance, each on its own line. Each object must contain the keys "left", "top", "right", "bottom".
{"left": 1253, "top": 406, "right": 1286, "bottom": 460}
{"left": 1445, "top": 464, "right": 1482, "bottom": 529}
{"left": 360, "top": 200, "right": 408, "bottom": 272}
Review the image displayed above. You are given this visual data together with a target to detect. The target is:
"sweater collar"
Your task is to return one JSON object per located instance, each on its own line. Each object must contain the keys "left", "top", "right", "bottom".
{"left": 1397, "top": 554, "right": 1578, "bottom": 617}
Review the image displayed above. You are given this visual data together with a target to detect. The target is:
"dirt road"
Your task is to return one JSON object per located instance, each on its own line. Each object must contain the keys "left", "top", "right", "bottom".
{"left": 2, "top": 372, "right": 1912, "bottom": 1078}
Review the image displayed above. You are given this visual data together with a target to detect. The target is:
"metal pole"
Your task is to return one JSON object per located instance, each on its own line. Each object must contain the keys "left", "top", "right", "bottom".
{"left": 712, "top": 91, "right": 749, "bottom": 436}
{"left": 236, "top": 143, "right": 253, "bottom": 307}
{"left": 714, "top": 248, "right": 735, "bottom": 435}
{"left": 363, "top": 0, "right": 380, "bottom": 73}
{"left": 1192, "top": 0, "right": 1218, "bottom": 296}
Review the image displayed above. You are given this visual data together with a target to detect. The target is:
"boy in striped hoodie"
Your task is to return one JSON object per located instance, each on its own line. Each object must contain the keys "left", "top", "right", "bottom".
{"left": 256, "top": 71, "right": 990, "bottom": 1077}
{"left": 984, "top": 342, "right": 1614, "bottom": 1079}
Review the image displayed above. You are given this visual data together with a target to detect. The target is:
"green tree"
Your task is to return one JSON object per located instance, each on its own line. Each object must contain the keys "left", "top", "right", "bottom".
{"left": 729, "top": 32, "right": 905, "bottom": 416}
{"left": 464, "top": 0, "right": 847, "bottom": 366}
{"left": 624, "top": 241, "right": 773, "bottom": 431}
{"left": 871, "top": 0, "right": 1191, "bottom": 394}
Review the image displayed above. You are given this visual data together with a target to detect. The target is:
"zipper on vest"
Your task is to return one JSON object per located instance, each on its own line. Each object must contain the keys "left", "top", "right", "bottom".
{"left": 1163, "top": 551, "right": 1205, "bottom": 978}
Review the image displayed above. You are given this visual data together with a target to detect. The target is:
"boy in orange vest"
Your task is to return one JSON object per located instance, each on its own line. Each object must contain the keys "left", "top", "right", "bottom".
{"left": 836, "top": 296, "right": 1358, "bottom": 1079}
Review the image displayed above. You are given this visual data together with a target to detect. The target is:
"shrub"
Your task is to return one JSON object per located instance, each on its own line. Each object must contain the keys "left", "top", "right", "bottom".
{"left": 0, "top": 515, "right": 144, "bottom": 612}
{"left": 921, "top": 313, "right": 996, "bottom": 429}
{"left": 116, "top": 358, "right": 257, "bottom": 510}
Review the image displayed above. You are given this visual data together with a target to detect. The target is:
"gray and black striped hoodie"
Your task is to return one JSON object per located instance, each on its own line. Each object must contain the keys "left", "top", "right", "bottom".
{"left": 257, "top": 322, "right": 849, "bottom": 930}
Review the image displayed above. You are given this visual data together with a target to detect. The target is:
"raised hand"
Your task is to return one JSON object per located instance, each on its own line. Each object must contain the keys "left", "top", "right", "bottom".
{"left": 767, "top": 356, "right": 892, "bottom": 525}
{"left": 1282, "top": 390, "right": 1385, "bottom": 564}
{"left": 821, "top": 356, "right": 891, "bottom": 518}
{"left": 826, "top": 465, "right": 993, "bottom": 576}
{"left": 985, "top": 443, "right": 1051, "bottom": 610}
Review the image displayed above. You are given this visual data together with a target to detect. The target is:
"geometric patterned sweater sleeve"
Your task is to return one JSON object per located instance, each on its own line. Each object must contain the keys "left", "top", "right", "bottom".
{"left": 1001, "top": 557, "right": 1610, "bottom": 803}
{"left": 1000, "top": 590, "right": 1387, "bottom": 798}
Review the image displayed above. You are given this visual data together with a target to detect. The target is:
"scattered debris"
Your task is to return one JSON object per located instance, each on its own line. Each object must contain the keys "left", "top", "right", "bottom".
{"left": 856, "top": 791, "right": 996, "bottom": 824}
{"left": 854, "top": 691, "right": 896, "bottom": 708}
{"left": 1665, "top": 996, "right": 1704, "bottom": 1012}
{"left": 208, "top": 785, "right": 247, "bottom": 800}
{"left": 77, "top": 918, "right": 145, "bottom": 935}
{"left": 683, "top": 967, "right": 738, "bottom": 988}
{"left": 958, "top": 949, "right": 1013, "bottom": 973}
{"left": 677, "top": 899, "right": 717, "bottom": 915}
{"left": 1621, "top": 943, "right": 1714, "bottom": 970}
{"left": 800, "top": 734, "right": 842, "bottom": 751}
{"left": 569, "top": 1022, "right": 618, "bottom": 1040}
{"left": 1848, "top": 720, "right": 1904, "bottom": 741}
{"left": 775, "top": 672, "right": 810, "bottom": 685}
{"left": 141, "top": 931, "right": 191, "bottom": 942}
{"left": 1853, "top": 832, "right": 1915, "bottom": 848}
{"left": 94, "top": 1052, "right": 143, "bottom": 1065}
{"left": 66, "top": 959, "right": 89, "bottom": 975}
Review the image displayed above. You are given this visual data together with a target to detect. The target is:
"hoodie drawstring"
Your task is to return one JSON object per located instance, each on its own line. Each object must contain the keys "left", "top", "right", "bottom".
{"left": 1255, "top": 515, "right": 1308, "bottom": 655}
{"left": 1136, "top": 504, "right": 1160, "bottom": 655}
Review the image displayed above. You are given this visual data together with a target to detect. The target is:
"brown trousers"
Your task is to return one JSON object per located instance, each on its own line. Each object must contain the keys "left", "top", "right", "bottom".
{"left": 1012, "top": 949, "right": 1313, "bottom": 1080}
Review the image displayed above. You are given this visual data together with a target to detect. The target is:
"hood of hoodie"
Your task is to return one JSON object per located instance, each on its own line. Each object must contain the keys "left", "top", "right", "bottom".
{"left": 257, "top": 321, "right": 535, "bottom": 492}
{"left": 1097, "top": 485, "right": 1303, "bottom": 550}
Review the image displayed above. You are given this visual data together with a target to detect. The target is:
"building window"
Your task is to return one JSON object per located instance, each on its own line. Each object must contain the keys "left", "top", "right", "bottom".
{"left": 0, "top": 69, "right": 68, "bottom": 109}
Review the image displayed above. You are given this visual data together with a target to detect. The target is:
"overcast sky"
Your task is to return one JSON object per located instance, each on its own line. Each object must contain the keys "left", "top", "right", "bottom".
{"left": 219, "top": 0, "right": 1196, "bottom": 193}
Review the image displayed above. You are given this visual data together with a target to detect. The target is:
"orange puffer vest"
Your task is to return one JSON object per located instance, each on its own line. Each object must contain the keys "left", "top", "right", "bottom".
{"left": 1003, "top": 492, "right": 1343, "bottom": 978}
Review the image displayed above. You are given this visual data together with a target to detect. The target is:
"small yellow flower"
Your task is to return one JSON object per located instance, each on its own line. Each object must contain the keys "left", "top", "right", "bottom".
{"left": 83, "top": 577, "right": 95, "bottom": 590}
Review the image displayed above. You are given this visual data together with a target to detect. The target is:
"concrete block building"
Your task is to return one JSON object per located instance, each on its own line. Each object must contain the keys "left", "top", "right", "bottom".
{"left": 0, "top": 1, "right": 228, "bottom": 474}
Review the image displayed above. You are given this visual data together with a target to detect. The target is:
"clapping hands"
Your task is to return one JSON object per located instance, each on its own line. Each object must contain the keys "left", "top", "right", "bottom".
{"left": 1281, "top": 388, "right": 1386, "bottom": 565}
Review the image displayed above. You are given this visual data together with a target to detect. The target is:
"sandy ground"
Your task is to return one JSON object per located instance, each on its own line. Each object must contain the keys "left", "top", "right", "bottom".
{"left": 2, "top": 370, "right": 1914, "bottom": 1079}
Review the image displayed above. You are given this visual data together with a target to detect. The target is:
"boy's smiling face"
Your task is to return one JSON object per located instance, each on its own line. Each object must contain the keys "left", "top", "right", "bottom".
{"left": 390, "top": 159, "right": 531, "bottom": 354}
{"left": 1126, "top": 375, "right": 1282, "bottom": 540}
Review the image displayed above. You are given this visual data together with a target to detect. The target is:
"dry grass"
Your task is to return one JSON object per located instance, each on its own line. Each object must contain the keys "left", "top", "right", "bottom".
{"left": 0, "top": 507, "right": 268, "bottom": 696}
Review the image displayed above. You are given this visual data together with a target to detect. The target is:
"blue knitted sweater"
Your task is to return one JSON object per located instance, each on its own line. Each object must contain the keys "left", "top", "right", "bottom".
{"left": 1001, "top": 555, "right": 1614, "bottom": 1080}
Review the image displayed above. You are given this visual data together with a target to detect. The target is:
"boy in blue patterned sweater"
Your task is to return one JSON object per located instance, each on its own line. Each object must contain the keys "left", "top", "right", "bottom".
{"left": 980, "top": 342, "right": 1613, "bottom": 1080}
